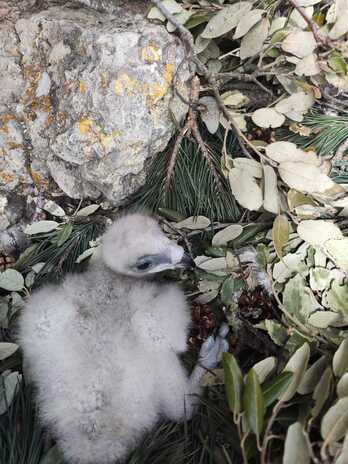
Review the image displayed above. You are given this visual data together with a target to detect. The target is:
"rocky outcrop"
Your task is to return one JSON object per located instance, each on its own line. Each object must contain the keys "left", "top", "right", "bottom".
{"left": 0, "top": 0, "right": 188, "bottom": 218}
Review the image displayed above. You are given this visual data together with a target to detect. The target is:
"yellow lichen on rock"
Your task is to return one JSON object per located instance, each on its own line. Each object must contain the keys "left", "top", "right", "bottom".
{"left": 79, "top": 118, "right": 94, "bottom": 135}
{"left": 114, "top": 74, "right": 139, "bottom": 96}
{"left": 145, "top": 63, "right": 175, "bottom": 105}
{"left": 79, "top": 80, "right": 87, "bottom": 93}
{"left": 0, "top": 172, "right": 15, "bottom": 183}
{"left": 141, "top": 45, "right": 161, "bottom": 64}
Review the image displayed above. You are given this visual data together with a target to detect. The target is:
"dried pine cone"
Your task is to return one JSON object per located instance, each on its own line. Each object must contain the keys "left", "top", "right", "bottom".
{"left": 0, "top": 253, "right": 16, "bottom": 271}
{"left": 237, "top": 287, "right": 276, "bottom": 323}
{"left": 188, "top": 303, "right": 216, "bottom": 350}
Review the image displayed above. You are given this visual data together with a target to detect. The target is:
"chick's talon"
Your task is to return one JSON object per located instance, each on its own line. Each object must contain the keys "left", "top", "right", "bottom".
{"left": 198, "top": 324, "right": 229, "bottom": 370}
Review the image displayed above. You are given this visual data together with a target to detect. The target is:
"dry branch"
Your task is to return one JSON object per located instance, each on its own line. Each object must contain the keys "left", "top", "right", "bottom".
{"left": 151, "top": 0, "right": 266, "bottom": 161}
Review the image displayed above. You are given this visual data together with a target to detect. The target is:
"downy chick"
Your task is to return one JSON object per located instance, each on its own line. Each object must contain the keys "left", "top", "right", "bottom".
{"left": 19, "top": 213, "right": 228, "bottom": 464}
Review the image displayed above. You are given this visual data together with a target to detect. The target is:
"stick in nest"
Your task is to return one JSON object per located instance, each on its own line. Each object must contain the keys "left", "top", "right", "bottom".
{"left": 151, "top": 0, "right": 266, "bottom": 163}
{"left": 165, "top": 75, "right": 223, "bottom": 192}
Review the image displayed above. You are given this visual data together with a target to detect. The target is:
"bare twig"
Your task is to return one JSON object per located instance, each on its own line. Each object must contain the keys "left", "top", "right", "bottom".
{"left": 217, "top": 72, "right": 274, "bottom": 96}
{"left": 260, "top": 401, "right": 286, "bottom": 464}
{"left": 151, "top": 0, "right": 266, "bottom": 161}
{"left": 288, "top": 0, "right": 325, "bottom": 44}
{"left": 166, "top": 76, "right": 224, "bottom": 191}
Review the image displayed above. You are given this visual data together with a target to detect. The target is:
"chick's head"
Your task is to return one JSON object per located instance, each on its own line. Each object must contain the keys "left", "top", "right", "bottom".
{"left": 102, "top": 213, "right": 193, "bottom": 277}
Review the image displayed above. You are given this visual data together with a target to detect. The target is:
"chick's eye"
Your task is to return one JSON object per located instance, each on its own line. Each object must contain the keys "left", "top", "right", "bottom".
{"left": 137, "top": 261, "right": 151, "bottom": 271}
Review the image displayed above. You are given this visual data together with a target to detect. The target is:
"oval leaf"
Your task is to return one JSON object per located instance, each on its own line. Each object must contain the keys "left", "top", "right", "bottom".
{"left": 297, "top": 220, "right": 343, "bottom": 247}
{"left": 252, "top": 108, "right": 285, "bottom": 129}
{"left": 272, "top": 215, "right": 290, "bottom": 259}
{"left": 263, "top": 165, "right": 280, "bottom": 214}
{"left": 240, "top": 18, "right": 269, "bottom": 60}
{"left": 0, "top": 372, "right": 22, "bottom": 415}
{"left": 278, "top": 162, "right": 343, "bottom": 196}
{"left": 234, "top": 9, "right": 265, "bottom": 39}
{"left": 223, "top": 352, "right": 243, "bottom": 415}
{"left": 281, "top": 31, "right": 316, "bottom": 58}
{"left": 252, "top": 357, "right": 276, "bottom": 384}
{"left": 281, "top": 343, "right": 310, "bottom": 402}
{"left": 263, "top": 372, "right": 293, "bottom": 407}
{"left": 56, "top": 223, "right": 73, "bottom": 247}
{"left": 25, "top": 220, "right": 59, "bottom": 235}
{"left": 311, "top": 367, "right": 332, "bottom": 418}
{"left": 43, "top": 200, "right": 66, "bottom": 217}
{"left": 0, "top": 269, "right": 24, "bottom": 292}
{"left": 321, "top": 397, "right": 348, "bottom": 443}
{"left": 176, "top": 216, "right": 211, "bottom": 230}
{"left": 283, "top": 422, "right": 311, "bottom": 464}
{"left": 323, "top": 238, "right": 348, "bottom": 270}
{"left": 76, "top": 204, "right": 100, "bottom": 217}
{"left": 333, "top": 338, "right": 348, "bottom": 378}
{"left": 298, "top": 355, "right": 328, "bottom": 395}
{"left": 243, "top": 369, "right": 265, "bottom": 438}
{"left": 229, "top": 168, "right": 263, "bottom": 211}
{"left": 212, "top": 224, "right": 243, "bottom": 246}
{"left": 199, "top": 96, "right": 220, "bottom": 134}
{"left": 337, "top": 373, "right": 348, "bottom": 398}
{"left": 0, "top": 343, "right": 19, "bottom": 361}
{"left": 266, "top": 141, "right": 319, "bottom": 165}
{"left": 201, "top": 2, "right": 252, "bottom": 39}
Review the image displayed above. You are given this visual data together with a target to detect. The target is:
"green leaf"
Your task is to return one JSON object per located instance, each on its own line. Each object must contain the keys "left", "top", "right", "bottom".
{"left": 252, "top": 357, "right": 276, "bottom": 384}
{"left": 223, "top": 352, "right": 243, "bottom": 415}
{"left": 0, "top": 269, "right": 24, "bottom": 292}
{"left": 43, "top": 200, "right": 66, "bottom": 217}
{"left": 321, "top": 397, "right": 348, "bottom": 444}
{"left": 308, "top": 311, "right": 341, "bottom": 329}
{"left": 283, "top": 274, "right": 317, "bottom": 324}
{"left": 185, "top": 14, "right": 211, "bottom": 29}
{"left": 298, "top": 355, "right": 329, "bottom": 395}
{"left": 272, "top": 215, "right": 290, "bottom": 259}
{"left": 56, "top": 223, "right": 73, "bottom": 247}
{"left": 325, "top": 281, "right": 348, "bottom": 315}
{"left": 264, "top": 320, "right": 288, "bottom": 346}
{"left": 243, "top": 369, "right": 265, "bottom": 438}
{"left": 0, "top": 372, "right": 22, "bottom": 415}
{"left": 297, "top": 220, "right": 343, "bottom": 247}
{"left": 323, "top": 237, "right": 348, "bottom": 270}
{"left": 25, "top": 220, "right": 59, "bottom": 235}
{"left": 283, "top": 422, "right": 311, "bottom": 464}
{"left": 201, "top": 2, "right": 252, "bottom": 39}
{"left": 281, "top": 343, "right": 310, "bottom": 402}
{"left": 76, "top": 204, "right": 100, "bottom": 217}
{"left": 328, "top": 52, "right": 347, "bottom": 75}
{"left": 240, "top": 17, "right": 269, "bottom": 60}
{"left": 158, "top": 208, "right": 185, "bottom": 222}
{"left": 175, "top": 216, "right": 211, "bottom": 230}
{"left": 212, "top": 224, "right": 243, "bottom": 246}
{"left": 337, "top": 373, "right": 348, "bottom": 398}
{"left": 221, "top": 277, "right": 245, "bottom": 305}
{"left": 333, "top": 338, "right": 348, "bottom": 377}
{"left": 0, "top": 343, "right": 19, "bottom": 361}
{"left": 311, "top": 367, "right": 332, "bottom": 418}
{"left": 336, "top": 432, "right": 348, "bottom": 464}
{"left": 199, "top": 96, "right": 220, "bottom": 134}
{"left": 263, "top": 372, "right": 293, "bottom": 407}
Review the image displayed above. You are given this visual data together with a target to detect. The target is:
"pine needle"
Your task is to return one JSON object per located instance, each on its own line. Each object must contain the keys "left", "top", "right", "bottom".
{"left": 133, "top": 129, "right": 241, "bottom": 222}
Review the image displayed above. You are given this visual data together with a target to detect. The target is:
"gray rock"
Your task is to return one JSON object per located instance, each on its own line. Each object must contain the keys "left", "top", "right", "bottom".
{"left": 0, "top": 1, "right": 189, "bottom": 205}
